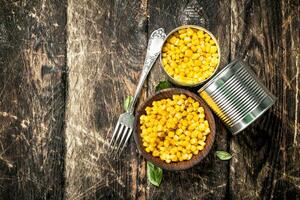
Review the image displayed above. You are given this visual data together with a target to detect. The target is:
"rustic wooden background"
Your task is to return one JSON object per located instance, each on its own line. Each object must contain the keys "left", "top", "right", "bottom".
{"left": 0, "top": 0, "right": 299, "bottom": 199}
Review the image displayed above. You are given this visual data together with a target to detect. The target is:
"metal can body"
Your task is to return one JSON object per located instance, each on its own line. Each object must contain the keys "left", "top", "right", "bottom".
{"left": 198, "top": 59, "right": 276, "bottom": 134}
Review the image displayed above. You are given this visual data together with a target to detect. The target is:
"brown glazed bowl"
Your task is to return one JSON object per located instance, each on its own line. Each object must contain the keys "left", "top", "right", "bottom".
{"left": 134, "top": 88, "right": 216, "bottom": 170}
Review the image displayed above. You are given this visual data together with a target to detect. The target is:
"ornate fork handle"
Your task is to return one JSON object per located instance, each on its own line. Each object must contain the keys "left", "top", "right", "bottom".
{"left": 143, "top": 54, "right": 160, "bottom": 71}
{"left": 127, "top": 28, "right": 166, "bottom": 114}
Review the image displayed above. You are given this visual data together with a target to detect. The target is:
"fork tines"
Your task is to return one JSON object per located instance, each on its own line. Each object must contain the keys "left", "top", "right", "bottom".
{"left": 108, "top": 120, "right": 133, "bottom": 158}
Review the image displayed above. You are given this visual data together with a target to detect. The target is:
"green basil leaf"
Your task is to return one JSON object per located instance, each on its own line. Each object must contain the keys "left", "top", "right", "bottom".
{"left": 147, "top": 162, "right": 163, "bottom": 187}
{"left": 216, "top": 151, "right": 232, "bottom": 160}
{"left": 155, "top": 81, "right": 172, "bottom": 92}
{"left": 123, "top": 95, "right": 133, "bottom": 112}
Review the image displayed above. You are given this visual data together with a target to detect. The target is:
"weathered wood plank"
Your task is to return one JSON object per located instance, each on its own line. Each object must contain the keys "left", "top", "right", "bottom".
{"left": 229, "top": 0, "right": 300, "bottom": 199}
{"left": 146, "top": 0, "right": 231, "bottom": 199}
{"left": 0, "top": 0, "right": 67, "bottom": 199}
{"left": 0, "top": 0, "right": 299, "bottom": 199}
{"left": 65, "top": 0, "right": 147, "bottom": 199}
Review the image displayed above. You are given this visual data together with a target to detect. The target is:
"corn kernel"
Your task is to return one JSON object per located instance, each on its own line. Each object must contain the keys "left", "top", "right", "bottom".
{"left": 168, "top": 131, "right": 175, "bottom": 138}
{"left": 171, "top": 156, "right": 178, "bottom": 162}
{"left": 190, "top": 138, "right": 197, "bottom": 145}
{"left": 185, "top": 50, "right": 193, "bottom": 57}
{"left": 145, "top": 147, "right": 151, "bottom": 153}
{"left": 190, "top": 145, "right": 197, "bottom": 152}
{"left": 193, "top": 150, "right": 199, "bottom": 155}
{"left": 197, "top": 145, "right": 204, "bottom": 150}
{"left": 153, "top": 150, "right": 160, "bottom": 157}
{"left": 199, "top": 141, "right": 206, "bottom": 146}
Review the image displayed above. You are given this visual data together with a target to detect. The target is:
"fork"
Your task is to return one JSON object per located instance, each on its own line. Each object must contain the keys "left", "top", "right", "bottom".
{"left": 108, "top": 28, "right": 166, "bottom": 158}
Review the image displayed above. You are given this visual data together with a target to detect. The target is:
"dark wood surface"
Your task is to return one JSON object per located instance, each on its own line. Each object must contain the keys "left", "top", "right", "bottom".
{"left": 0, "top": 0, "right": 299, "bottom": 199}
{"left": 0, "top": 0, "right": 67, "bottom": 199}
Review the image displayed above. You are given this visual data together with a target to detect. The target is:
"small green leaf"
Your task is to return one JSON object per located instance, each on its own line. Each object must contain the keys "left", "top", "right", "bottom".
{"left": 155, "top": 81, "right": 172, "bottom": 92}
{"left": 147, "top": 162, "right": 163, "bottom": 187}
{"left": 216, "top": 151, "right": 232, "bottom": 160}
{"left": 123, "top": 95, "right": 133, "bottom": 112}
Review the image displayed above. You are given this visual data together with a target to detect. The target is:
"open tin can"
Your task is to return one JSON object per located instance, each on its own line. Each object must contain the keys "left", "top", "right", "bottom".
{"left": 160, "top": 25, "right": 221, "bottom": 87}
{"left": 198, "top": 59, "right": 276, "bottom": 134}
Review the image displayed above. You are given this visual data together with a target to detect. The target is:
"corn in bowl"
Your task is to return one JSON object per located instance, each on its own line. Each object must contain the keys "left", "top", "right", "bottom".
{"left": 139, "top": 94, "right": 210, "bottom": 163}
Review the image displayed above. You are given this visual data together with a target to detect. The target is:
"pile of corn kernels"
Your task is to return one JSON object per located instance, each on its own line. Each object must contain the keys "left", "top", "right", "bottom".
{"left": 161, "top": 27, "right": 219, "bottom": 85}
{"left": 140, "top": 94, "right": 210, "bottom": 163}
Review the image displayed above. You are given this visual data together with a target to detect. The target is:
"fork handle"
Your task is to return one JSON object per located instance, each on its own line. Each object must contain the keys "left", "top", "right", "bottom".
{"left": 127, "top": 28, "right": 166, "bottom": 114}
{"left": 127, "top": 55, "right": 158, "bottom": 114}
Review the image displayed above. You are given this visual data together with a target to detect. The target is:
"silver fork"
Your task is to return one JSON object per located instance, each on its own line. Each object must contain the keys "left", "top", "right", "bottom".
{"left": 108, "top": 28, "right": 166, "bottom": 158}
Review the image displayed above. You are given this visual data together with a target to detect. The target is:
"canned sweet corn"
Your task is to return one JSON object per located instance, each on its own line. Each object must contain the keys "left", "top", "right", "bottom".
{"left": 160, "top": 25, "right": 221, "bottom": 87}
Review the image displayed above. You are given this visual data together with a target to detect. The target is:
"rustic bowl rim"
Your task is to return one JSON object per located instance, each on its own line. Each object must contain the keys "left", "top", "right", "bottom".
{"left": 159, "top": 25, "right": 221, "bottom": 87}
{"left": 133, "top": 88, "right": 216, "bottom": 171}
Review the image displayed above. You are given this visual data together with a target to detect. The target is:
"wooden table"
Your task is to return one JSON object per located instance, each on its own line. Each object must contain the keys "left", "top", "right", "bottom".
{"left": 0, "top": 0, "right": 299, "bottom": 199}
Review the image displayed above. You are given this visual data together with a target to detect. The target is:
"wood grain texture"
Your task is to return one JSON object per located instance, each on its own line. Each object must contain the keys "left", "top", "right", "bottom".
{"left": 65, "top": 0, "right": 147, "bottom": 199}
{"left": 146, "top": 0, "right": 231, "bottom": 199}
{"left": 0, "top": 0, "right": 299, "bottom": 199}
{"left": 229, "top": 0, "right": 300, "bottom": 199}
{"left": 0, "top": 0, "right": 67, "bottom": 199}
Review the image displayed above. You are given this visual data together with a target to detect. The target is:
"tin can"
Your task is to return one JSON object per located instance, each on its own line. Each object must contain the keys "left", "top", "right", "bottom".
{"left": 198, "top": 59, "right": 276, "bottom": 134}
{"left": 160, "top": 25, "right": 221, "bottom": 87}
